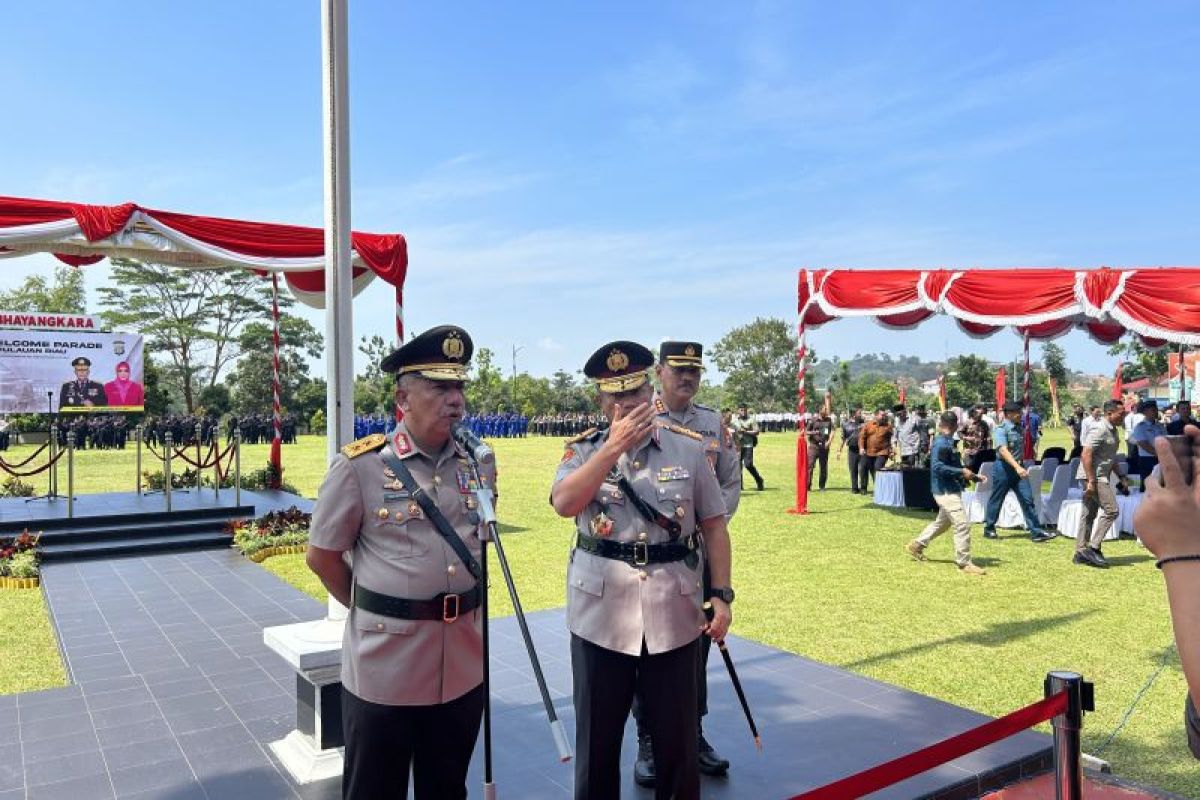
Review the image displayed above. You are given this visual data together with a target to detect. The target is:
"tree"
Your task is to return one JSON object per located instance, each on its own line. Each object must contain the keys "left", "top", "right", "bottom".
{"left": 295, "top": 379, "right": 328, "bottom": 431}
{"left": 945, "top": 355, "right": 995, "bottom": 408}
{"left": 0, "top": 264, "right": 87, "bottom": 313}
{"left": 1109, "top": 338, "right": 1169, "bottom": 386}
{"left": 97, "top": 259, "right": 274, "bottom": 412}
{"left": 196, "top": 384, "right": 232, "bottom": 417}
{"left": 710, "top": 318, "right": 799, "bottom": 411}
{"left": 466, "top": 348, "right": 505, "bottom": 412}
{"left": 1041, "top": 342, "right": 1069, "bottom": 387}
{"left": 226, "top": 316, "right": 324, "bottom": 415}
{"left": 142, "top": 360, "right": 171, "bottom": 416}
{"left": 354, "top": 335, "right": 394, "bottom": 414}
{"left": 549, "top": 369, "right": 591, "bottom": 413}
{"left": 848, "top": 376, "right": 898, "bottom": 411}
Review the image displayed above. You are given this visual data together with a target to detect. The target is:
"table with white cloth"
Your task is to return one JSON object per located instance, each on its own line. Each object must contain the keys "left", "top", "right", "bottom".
{"left": 872, "top": 471, "right": 906, "bottom": 508}
{"left": 1055, "top": 492, "right": 1144, "bottom": 541}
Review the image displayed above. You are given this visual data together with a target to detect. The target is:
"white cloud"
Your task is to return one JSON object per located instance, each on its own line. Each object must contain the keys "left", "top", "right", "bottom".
{"left": 537, "top": 337, "right": 565, "bottom": 352}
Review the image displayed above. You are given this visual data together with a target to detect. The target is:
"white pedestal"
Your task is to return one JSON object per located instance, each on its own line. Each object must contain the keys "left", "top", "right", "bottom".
{"left": 263, "top": 615, "right": 347, "bottom": 784}
{"left": 271, "top": 729, "right": 344, "bottom": 784}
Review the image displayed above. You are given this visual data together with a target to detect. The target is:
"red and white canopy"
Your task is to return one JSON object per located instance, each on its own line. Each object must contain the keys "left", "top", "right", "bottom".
{"left": 799, "top": 267, "right": 1200, "bottom": 346}
{"left": 0, "top": 195, "right": 408, "bottom": 308}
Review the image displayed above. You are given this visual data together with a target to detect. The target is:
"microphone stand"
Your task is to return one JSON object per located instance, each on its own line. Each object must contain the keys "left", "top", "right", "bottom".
{"left": 463, "top": 453, "right": 572, "bottom": 799}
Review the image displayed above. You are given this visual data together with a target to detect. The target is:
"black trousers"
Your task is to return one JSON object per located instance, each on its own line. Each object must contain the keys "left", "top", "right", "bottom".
{"left": 846, "top": 448, "right": 861, "bottom": 491}
{"left": 341, "top": 684, "right": 484, "bottom": 800}
{"left": 807, "top": 445, "right": 829, "bottom": 490}
{"left": 740, "top": 446, "right": 763, "bottom": 488}
{"left": 632, "top": 562, "right": 713, "bottom": 730}
{"left": 857, "top": 454, "right": 886, "bottom": 492}
{"left": 573, "top": 634, "right": 700, "bottom": 800}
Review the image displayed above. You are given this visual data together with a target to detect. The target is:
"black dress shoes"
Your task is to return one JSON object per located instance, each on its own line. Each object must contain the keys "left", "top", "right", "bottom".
{"left": 698, "top": 732, "right": 730, "bottom": 776}
{"left": 1073, "top": 548, "right": 1109, "bottom": 569}
{"left": 633, "top": 733, "right": 656, "bottom": 786}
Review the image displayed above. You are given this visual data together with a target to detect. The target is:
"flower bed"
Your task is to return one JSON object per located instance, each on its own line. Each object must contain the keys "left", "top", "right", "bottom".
{"left": 230, "top": 506, "right": 311, "bottom": 561}
{"left": 0, "top": 530, "right": 41, "bottom": 589}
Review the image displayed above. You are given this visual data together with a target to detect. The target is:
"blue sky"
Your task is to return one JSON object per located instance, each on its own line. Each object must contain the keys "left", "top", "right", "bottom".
{"left": 3, "top": 2, "right": 1198, "bottom": 381}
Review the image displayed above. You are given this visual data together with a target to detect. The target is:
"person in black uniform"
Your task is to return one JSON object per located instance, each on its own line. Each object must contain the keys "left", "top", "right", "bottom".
{"left": 59, "top": 356, "right": 108, "bottom": 410}
{"left": 838, "top": 407, "right": 866, "bottom": 494}
{"left": 805, "top": 408, "right": 834, "bottom": 492}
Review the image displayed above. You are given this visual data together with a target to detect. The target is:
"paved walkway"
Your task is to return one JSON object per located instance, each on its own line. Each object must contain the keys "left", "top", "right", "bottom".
{"left": 1, "top": 550, "right": 1055, "bottom": 799}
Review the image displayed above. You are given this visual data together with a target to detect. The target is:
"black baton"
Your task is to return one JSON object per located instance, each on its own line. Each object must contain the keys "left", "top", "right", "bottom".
{"left": 705, "top": 601, "right": 762, "bottom": 750}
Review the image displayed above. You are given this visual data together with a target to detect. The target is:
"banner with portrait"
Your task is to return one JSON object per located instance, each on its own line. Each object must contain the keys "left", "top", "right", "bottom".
{"left": 0, "top": 330, "right": 145, "bottom": 413}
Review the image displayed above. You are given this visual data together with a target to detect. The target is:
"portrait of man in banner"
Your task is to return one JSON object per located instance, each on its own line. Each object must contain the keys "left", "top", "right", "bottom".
{"left": 104, "top": 361, "right": 144, "bottom": 407}
{"left": 59, "top": 356, "right": 108, "bottom": 410}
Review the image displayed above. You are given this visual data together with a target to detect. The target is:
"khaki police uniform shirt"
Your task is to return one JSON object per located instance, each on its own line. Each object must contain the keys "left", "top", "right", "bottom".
{"left": 555, "top": 426, "right": 726, "bottom": 656}
{"left": 654, "top": 395, "right": 740, "bottom": 518}
{"left": 309, "top": 422, "right": 498, "bottom": 706}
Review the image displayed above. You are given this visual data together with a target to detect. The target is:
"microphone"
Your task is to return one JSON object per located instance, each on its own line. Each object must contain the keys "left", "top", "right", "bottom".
{"left": 452, "top": 422, "right": 495, "bottom": 465}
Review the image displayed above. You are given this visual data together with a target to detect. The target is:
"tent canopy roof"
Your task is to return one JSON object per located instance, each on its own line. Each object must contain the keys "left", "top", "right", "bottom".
{"left": 0, "top": 195, "right": 407, "bottom": 308}
{"left": 798, "top": 267, "right": 1200, "bottom": 346}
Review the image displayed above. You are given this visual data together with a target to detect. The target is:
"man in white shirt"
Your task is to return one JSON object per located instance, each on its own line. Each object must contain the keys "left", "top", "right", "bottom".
{"left": 1081, "top": 405, "right": 1103, "bottom": 443}
{"left": 1124, "top": 403, "right": 1145, "bottom": 464}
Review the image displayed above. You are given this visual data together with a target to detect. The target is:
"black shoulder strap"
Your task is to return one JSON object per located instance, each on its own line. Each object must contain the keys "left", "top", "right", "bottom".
{"left": 616, "top": 476, "right": 682, "bottom": 539}
{"left": 380, "top": 446, "right": 482, "bottom": 580}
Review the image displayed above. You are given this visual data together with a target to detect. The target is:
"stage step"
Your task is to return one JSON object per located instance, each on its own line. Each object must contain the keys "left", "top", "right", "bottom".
{"left": 0, "top": 503, "right": 256, "bottom": 535}
{"left": 13, "top": 504, "right": 256, "bottom": 563}
{"left": 40, "top": 531, "right": 235, "bottom": 562}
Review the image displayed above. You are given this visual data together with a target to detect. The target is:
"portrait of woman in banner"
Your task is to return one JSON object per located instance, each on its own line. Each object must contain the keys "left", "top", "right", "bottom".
{"left": 104, "top": 361, "right": 144, "bottom": 407}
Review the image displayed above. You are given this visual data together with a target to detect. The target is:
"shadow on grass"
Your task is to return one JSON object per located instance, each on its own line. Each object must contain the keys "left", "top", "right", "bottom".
{"left": 497, "top": 522, "right": 530, "bottom": 535}
{"left": 843, "top": 609, "right": 1099, "bottom": 671}
{"left": 1104, "top": 554, "right": 1153, "bottom": 567}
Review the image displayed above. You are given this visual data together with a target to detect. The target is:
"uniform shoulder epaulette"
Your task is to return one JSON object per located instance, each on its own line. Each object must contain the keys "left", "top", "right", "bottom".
{"left": 693, "top": 402, "right": 716, "bottom": 413}
{"left": 341, "top": 433, "right": 386, "bottom": 459}
{"left": 663, "top": 423, "right": 703, "bottom": 441}
{"left": 565, "top": 427, "right": 601, "bottom": 445}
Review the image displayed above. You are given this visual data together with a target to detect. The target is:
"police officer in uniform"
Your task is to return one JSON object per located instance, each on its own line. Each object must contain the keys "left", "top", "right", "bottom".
{"left": 305, "top": 325, "right": 495, "bottom": 800}
{"left": 552, "top": 341, "right": 734, "bottom": 800}
{"left": 630, "top": 341, "right": 739, "bottom": 785}
{"left": 59, "top": 356, "right": 108, "bottom": 410}
{"left": 805, "top": 408, "right": 834, "bottom": 492}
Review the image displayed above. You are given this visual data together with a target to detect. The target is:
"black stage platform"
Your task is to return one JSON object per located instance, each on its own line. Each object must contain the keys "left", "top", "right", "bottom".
{"left": 0, "top": 490, "right": 312, "bottom": 561}
{"left": 2, "top": 549, "right": 1053, "bottom": 800}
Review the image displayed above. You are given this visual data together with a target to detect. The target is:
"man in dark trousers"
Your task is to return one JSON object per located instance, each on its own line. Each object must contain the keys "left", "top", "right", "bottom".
{"left": 730, "top": 405, "right": 764, "bottom": 490}
{"left": 983, "top": 401, "right": 1054, "bottom": 543}
{"left": 552, "top": 340, "right": 734, "bottom": 800}
{"left": 838, "top": 407, "right": 866, "bottom": 494}
{"left": 305, "top": 325, "right": 494, "bottom": 799}
{"left": 806, "top": 407, "right": 834, "bottom": 492}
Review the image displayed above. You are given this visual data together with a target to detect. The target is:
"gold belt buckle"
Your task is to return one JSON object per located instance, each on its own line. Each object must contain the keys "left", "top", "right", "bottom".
{"left": 442, "top": 593, "right": 460, "bottom": 623}
{"left": 633, "top": 541, "right": 649, "bottom": 566}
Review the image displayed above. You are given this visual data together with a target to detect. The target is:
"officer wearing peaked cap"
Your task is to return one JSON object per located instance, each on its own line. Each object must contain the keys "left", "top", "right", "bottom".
{"left": 552, "top": 340, "right": 735, "bottom": 800}
{"left": 59, "top": 356, "right": 108, "bottom": 410}
{"left": 306, "top": 324, "right": 497, "bottom": 800}
{"left": 630, "top": 340, "right": 740, "bottom": 786}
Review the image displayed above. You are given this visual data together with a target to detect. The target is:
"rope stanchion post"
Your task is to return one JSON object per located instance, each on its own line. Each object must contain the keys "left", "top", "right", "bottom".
{"left": 195, "top": 421, "right": 203, "bottom": 492}
{"left": 1045, "top": 671, "right": 1092, "bottom": 800}
{"left": 136, "top": 425, "right": 143, "bottom": 495}
{"left": 234, "top": 429, "right": 242, "bottom": 507}
{"left": 66, "top": 430, "right": 75, "bottom": 519}
{"left": 49, "top": 424, "right": 58, "bottom": 497}
{"left": 164, "top": 432, "right": 173, "bottom": 513}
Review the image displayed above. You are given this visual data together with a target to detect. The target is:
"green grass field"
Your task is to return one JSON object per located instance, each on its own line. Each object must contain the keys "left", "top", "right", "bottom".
{"left": 2, "top": 430, "right": 1196, "bottom": 795}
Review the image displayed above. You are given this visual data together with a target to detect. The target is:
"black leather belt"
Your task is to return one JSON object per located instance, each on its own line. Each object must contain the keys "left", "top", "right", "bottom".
{"left": 354, "top": 583, "right": 480, "bottom": 623}
{"left": 575, "top": 533, "right": 696, "bottom": 567}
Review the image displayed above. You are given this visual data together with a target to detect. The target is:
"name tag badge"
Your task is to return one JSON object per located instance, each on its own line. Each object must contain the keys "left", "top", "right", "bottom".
{"left": 657, "top": 466, "right": 690, "bottom": 482}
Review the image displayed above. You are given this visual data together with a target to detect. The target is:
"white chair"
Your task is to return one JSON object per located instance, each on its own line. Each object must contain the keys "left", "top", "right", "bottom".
{"left": 1041, "top": 461, "right": 1076, "bottom": 527}
{"left": 966, "top": 461, "right": 995, "bottom": 523}
{"left": 1027, "top": 465, "right": 1043, "bottom": 523}
{"left": 1065, "top": 457, "right": 1082, "bottom": 489}
{"left": 1039, "top": 458, "right": 1060, "bottom": 487}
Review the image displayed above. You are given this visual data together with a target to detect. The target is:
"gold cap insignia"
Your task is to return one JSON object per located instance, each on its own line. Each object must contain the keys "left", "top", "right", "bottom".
{"left": 606, "top": 348, "right": 630, "bottom": 372}
{"left": 684, "top": 344, "right": 696, "bottom": 357}
{"left": 443, "top": 332, "right": 465, "bottom": 359}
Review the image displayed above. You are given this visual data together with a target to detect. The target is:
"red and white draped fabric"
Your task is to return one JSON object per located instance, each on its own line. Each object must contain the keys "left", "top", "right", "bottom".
{"left": 995, "top": 369, "right": 1007, "bottom": 418}
{"left": 789, "top": 318, "right": 809, "bottom": 514}
{"left": 0, "top": 195, "right": 408, "bottom": 309}
{"left": 394, "top": 284, "right": 404, "bottom": 423}
{"left": 270, "top": 273, "right": 283, "bottom": 487}
{"left": 793, "top": 267, "right": 1200, "bottom": 513}
{"left": 1112, "top": 362, "right": 1125, "bottom": 402}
